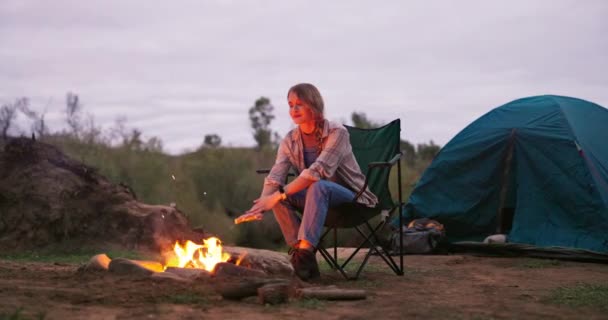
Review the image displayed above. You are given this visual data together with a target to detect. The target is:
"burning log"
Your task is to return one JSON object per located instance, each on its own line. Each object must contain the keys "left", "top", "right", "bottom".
{"left": 224, "top": 246, "right": 293, "bottom": 276}
{"left": 296, "top": 287, "right": 367, "bottom": 300}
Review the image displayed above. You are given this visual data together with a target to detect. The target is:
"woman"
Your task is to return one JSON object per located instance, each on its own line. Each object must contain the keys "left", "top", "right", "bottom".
{"left": 245, "top": 83, "right": 378, "bottom": 281}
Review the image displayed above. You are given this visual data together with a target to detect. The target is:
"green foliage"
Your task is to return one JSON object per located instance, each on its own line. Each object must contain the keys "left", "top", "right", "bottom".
{"left": 0, "top": 307, "right": 45, "bottom": 320}
{"left": 417, "top": 140, "right": 441, "bottom": 161}
{"left": 249, "top": 97, "right": 278, "bottom": 149}
{"left": 1, "top": 97, "right": 30, "bottom": 140}
{"left": 40, "top": 115, "right": 433, "bottom": 249}
{"left": 351, "top": 111, "right": 382, "bottom": 129}
{"left": 4, "top": 92, "right": 438, "bottom": 250}
{"left": 546, "top": 283, "right": 608, "bottom": 311}
{"left": 0, "top": 249, "right": 148, "bottom": 264}
{"left": 202, "top": 134, "right": 222, "bottom": 148}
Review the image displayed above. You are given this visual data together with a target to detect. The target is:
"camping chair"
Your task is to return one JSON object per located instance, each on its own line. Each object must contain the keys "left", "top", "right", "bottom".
{"left": 258, "top": 119, "right": 404, "bottom": 280}
{"left": 318, "top": 119, "right": 404, "bottom": 280}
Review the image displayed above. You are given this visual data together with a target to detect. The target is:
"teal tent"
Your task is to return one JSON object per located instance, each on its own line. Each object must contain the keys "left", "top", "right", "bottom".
{"left": 401, "top": 95, "right": 608, "bottom": 253}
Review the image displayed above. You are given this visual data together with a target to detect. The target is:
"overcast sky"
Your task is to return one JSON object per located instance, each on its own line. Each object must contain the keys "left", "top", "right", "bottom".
{"left": 1, "top": 0, "right": 607, "bottom": 154}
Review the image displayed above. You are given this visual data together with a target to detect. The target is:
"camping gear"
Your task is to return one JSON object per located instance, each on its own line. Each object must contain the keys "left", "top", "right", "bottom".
{"left": 391, "top": 218, "right": 446, "bottom": 254}
{"left": 399, "top": 95, "right": 608, "bottom": 253}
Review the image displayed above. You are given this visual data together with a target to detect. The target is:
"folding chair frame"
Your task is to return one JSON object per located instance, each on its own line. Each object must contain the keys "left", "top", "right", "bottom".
{"left": 255, "top": 121, "right": 405, "bottom": 280}
{"left": 317, "top": 153, "right": 404, "bottom": 280}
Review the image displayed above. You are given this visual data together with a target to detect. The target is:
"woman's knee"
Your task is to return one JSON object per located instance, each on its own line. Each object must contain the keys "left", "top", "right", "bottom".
{"left": 307, "top": 180, "right": 331, "bottom": 196}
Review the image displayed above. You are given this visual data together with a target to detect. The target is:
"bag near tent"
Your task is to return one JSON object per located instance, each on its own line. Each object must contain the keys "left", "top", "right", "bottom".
{"left": 390, "top": 218, "right": 446, "bottom": 254}
{"left": 398, "top": 95, "right": 608, "bottom": 253}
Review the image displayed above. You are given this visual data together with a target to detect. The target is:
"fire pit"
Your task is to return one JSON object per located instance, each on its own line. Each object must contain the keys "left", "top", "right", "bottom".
{"left": 81, "top": 236, "right": 366, "bottom": 304}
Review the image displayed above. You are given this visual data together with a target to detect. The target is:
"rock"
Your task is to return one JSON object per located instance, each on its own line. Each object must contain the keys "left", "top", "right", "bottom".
{"left": 483, "top": 234, "right": 507, "bottom": 244}
{"left": 108, "top": 258, "right": 162, "bottom": 276}
{"left": 150, "top": 272, "right": 192, "bottom": 283}
{"left": 164, "top": 267, "right": 211, "bottom": 280}
{"left": 224, "top": 246, "right": 293, "bottom": 276}
{"left": 84, "top": 253, "right": 112, "bottom": 271}
{"left": 212, "top": 262, "right": 267, "bottom": 278}
{"left": 214, "top": 277, "right": 291, "bottom": 300}
{"left": 0, "top": 138, "right": 208, "bottom": 251}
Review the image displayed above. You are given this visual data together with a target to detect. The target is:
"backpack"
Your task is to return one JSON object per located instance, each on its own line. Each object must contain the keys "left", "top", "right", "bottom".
{"left": 391, "top": 218, "right": 446, "bottom": 254}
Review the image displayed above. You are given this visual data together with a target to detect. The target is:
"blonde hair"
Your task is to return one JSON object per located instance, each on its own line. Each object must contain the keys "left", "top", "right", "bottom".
{"left": 288, "top": 83, "right": 325, "bottom": 155}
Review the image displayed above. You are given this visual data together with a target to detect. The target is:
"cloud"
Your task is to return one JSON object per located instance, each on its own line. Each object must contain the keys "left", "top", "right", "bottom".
{"left": 1, "top": 0, "right": 607, "bottom": 154}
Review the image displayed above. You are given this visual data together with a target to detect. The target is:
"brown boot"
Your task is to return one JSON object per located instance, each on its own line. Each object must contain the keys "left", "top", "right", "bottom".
{"left": 290, "top": 248, "right": 320, "bottom": 281}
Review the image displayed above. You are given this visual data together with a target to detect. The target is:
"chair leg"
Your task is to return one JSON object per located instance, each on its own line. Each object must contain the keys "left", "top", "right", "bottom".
{"left": 358, "top": 222, "right": 403, "bottom": 276}
{"left": 318, "top": 228, "right": 339, "bottom": 270}
{"left": 317, "top": 221, "right": 404, "bottom": 280}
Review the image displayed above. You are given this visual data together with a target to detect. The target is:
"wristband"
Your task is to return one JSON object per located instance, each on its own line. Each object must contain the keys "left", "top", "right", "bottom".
{"left": 278, "top": 186, "right": 287, "bottom": 200}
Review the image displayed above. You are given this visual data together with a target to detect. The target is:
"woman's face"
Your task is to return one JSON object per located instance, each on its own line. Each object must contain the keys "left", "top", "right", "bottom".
{"left": 288, "top": 91, "right": 315, "bottom": 125}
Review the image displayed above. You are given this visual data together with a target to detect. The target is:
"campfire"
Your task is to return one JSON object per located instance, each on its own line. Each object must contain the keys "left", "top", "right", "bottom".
{"left": 163, "top": 237, "right": 241, "bottom": 272}
{"left": 82, "top": 236, "right": 366, "bottom": 304}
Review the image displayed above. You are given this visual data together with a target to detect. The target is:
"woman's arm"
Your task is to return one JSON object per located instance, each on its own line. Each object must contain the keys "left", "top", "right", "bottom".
{"left": 245, "top": 175, "right": 314, "bottom": 216}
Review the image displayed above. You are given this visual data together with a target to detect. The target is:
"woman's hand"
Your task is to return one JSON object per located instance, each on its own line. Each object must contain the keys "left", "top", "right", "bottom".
{"left": 245, "top": 192, "right": 282, "bottom": 216}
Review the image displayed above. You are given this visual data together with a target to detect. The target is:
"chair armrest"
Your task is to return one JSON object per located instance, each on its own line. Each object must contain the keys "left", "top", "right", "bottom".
{"left": 367, "top": 153, "right": 402, "bottom": 169}
{"left": 353, "top": 152, "right": 402, "bottom": 202}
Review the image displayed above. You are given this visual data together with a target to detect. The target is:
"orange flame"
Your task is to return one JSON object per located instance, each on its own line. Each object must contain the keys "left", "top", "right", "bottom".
{"left": 164, "top": 237, "right": 231, "bottom": 272}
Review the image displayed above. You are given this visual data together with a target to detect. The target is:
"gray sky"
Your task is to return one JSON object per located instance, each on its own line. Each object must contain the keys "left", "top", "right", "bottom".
{"left": 1, "top": 0, "right": 607, "bottom": 154}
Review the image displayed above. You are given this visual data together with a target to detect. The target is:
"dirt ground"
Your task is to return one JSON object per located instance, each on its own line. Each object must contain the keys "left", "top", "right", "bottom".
{"left": 1, "top": 250, "right": 607, "bottom": 320}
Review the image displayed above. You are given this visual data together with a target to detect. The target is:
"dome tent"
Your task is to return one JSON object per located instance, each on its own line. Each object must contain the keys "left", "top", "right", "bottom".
{"left": 400, "top": 95, "right": 608, "bottom": 253}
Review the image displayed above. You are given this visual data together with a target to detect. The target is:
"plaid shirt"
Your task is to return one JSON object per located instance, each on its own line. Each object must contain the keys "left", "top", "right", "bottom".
{"left": 262, "top": 120, "right": 378, "bottom": 207}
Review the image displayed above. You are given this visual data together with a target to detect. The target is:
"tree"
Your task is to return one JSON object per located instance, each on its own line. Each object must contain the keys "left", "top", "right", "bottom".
{"left": 144, "top": 136, "right": 163, "bottom": 152}
{"left": 400, "top": 139, "right": 416, "bottom": 166}
{"left": 124, "top": 128, "right": 143, "bottom": 150}
{"left": 31, "top": 110, "right": 49, "bottom": 139}
{"left": 66, "top": 92, "right": 82, "bottom": 137}
{"left": 203, "top": 134, "right": 222, "bottom": 148}
{"left": 249, "top": 97, "right": 276, "bottom": 149}
{"left": 417, "top": 140, "right": 441, "bottom": 161}
{"left": 0, "top": 98, "right": 28, "bottom": 140}
{"left": 351, "top": 111, "right": 382, "bottom": 129}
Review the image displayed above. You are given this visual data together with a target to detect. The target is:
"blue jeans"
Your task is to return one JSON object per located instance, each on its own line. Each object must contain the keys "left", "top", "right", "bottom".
{"left": 272, "top": 180, "right": 356, "bottom": 248}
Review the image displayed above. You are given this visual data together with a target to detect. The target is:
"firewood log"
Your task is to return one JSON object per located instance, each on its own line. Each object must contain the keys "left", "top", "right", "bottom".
{"left": 257, "top": 283, "right": 291, "bottom": 305}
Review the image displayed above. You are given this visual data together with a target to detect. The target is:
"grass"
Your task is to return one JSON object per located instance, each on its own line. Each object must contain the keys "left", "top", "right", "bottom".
{"left": 546, "top": 283, "right": 608, "bottom": 311}
{"left": 164, "top": 293, "right": 209, "bottom": 306}
{"left": 517, "top": 258, "right": 561, "bottom": 269}
{"left": 0, "top": 308, "right": 46, "bottom": 320}
{"left": 0, "top": 249, "right": 149, "bottom": 264}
